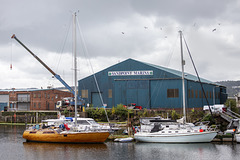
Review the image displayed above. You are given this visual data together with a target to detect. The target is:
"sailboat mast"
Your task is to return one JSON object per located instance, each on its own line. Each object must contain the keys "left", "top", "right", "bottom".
{"left": 73, "top": 12, "right": 78, "bottom": 126}
{"left": 179, "top": 31, "right": 186, "bottom": 124}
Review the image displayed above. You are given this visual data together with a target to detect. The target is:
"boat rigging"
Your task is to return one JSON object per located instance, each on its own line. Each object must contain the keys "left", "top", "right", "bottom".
{"left": 13, "top": 12, "right": 110, "bottom": 143}
{"left": 134, "top": 31, "right": 218, "bottom": 143}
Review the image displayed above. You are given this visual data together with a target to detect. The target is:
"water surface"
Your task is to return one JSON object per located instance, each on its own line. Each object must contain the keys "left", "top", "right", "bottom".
{"left": 0, "top": 125, "right": 240, "bottom": 160}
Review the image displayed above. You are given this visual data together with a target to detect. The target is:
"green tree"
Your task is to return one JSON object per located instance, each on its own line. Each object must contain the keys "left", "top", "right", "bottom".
{"left": 225, "top": 99, "right": 238, "bottom": 113}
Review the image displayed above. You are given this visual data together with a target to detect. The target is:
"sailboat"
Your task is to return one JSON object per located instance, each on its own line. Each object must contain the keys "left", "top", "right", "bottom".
{"left": 134, "top": 31, "right": 217, "bottom": 143}
{"left": 20, "top": 13, "right": 110, "bottom": 143}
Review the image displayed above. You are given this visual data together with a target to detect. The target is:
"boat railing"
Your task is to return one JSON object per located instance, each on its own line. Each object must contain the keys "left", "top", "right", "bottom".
{"left": 26, "top": 124, "right": 35, "bottom": 130}
{"left": 206, "top": 125, "right": 218, "bottom": 131}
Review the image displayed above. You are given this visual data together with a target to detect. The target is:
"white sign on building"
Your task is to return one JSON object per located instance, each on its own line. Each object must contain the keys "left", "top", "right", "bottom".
{"left": 108, "top": 70, "right": 153, "bottom": 76}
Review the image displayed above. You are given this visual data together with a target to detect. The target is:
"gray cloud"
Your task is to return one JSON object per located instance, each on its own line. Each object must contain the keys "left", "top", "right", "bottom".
{"left": 1, "top": 0, "right": 240, "bottom": 89}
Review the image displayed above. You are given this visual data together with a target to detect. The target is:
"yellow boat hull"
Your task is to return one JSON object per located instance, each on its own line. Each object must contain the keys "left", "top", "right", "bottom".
{"left": 23, "top": 129, "right": 110, "bottom": 143}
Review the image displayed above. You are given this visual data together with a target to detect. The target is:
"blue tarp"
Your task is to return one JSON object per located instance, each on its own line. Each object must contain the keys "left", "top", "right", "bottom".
{"left": 65, "top": 117, "right": 73, "bottom": 121}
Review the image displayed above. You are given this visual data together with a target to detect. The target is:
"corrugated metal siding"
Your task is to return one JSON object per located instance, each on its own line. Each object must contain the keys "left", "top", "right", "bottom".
{"left": 92, "top": 92, "right": 103, "bottom": 107}
{"left": 78, "top": 58, "right": 227, "bottom": 109}
{"left": 114, "top": 80, "right": 126, "bottom": 105}
{"left": 113, "top": 80, "right": 149, "bottom": 108}
{"left": 150, "top": 79, "right": 183, "bottom": 109}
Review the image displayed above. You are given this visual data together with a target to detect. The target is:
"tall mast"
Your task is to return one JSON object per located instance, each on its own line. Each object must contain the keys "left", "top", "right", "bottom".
{"left": 179, "top": 30, "right": 186, "bottom": 124}
{"left": 73, "top": 12, "right": 77, "bottom": 126}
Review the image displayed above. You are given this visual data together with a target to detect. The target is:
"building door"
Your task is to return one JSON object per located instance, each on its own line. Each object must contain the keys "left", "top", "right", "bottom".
{"left": 114, "top": 80, "right": 149, "bottom": 108}
{"left": 114, "top": 81, "right": 127, "bottom": 106}
{"left": 126, "top": 81, "right": 138, "bottom": 105}
{"left": 92, "top": 92, "right": 103, "bottom": 107}
{"left": 127, "top": 80, "right": 149, "bottom": 108}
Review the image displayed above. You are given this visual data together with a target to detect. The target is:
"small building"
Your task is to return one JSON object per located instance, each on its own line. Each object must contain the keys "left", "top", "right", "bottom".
{"left": 78, "top": 58, "right": 227, "bottom": 110}
{"left": 234, "top": 93, "right": 240, "bottom": 108}
{"left": 0, "top": 88, "right": 73, "bottom": 111}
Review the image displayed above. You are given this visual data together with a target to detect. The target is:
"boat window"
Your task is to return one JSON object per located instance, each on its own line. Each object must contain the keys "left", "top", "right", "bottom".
{"left": 187, "top": 130, "right": 191, "bottom": 132}
{"left": 162, "top": 131, "right": 165, "bottom": 133}
{"left": 141, "top": 119, "right": 150, "bottom": 124}
{"left": 29, "top": 131, "right": 37, "bottom": 134}
{"left": 168, "top": 131, "right": 172, "bottom": 133}
{"left": 88, "top": 120, "right": 98, "bottom": 125}
{"left": 166, "top": 125, "right": 169, "bottom": 128}
{"left": 77, "top": 120, "right": 90, "bottom": 125}
{"left": 175, "top": 131, "right": 178, "bottom": 133}
{"left": 43, "top": 131, "right": 55, "bottom": 134}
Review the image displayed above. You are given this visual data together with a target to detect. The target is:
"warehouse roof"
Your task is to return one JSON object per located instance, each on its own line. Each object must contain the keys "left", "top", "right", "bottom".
{"left": 80, "top": 58, "right": 221, "bottom": 86}
{"left": 134, "top": 58, "right": 220, "bottom": 85}
{"left": 144, "top": 63, "right": 215, "bottom": 84}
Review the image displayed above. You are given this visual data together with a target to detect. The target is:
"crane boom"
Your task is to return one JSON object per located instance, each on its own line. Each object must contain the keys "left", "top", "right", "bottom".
{"left": 11, "top": 34, "right": 82, "bottom": 103}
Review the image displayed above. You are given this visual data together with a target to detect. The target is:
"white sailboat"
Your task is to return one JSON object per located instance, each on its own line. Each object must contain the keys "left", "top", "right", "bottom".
{"left": 236, "top": 132, "right": 240, "bottom": 143}
{"left": 134, "top": 31, "right": 217, "bottom": 143}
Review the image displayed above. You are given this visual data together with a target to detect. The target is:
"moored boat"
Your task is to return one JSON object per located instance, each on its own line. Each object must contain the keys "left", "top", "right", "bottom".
{"left": 17, "top": 13, "right": 111, "bottom": 143}
{"left": 134, "top": 127, "right": 217, "bottom": 143}
{"left": 236, "top": 133, "right": 240, "bottom": 143}
{"left": 23, "top": 129, "right": 110, "bottom": 143}
{"left": 235, "top": 128, "right": 240, "bottom": 143}
{"left": 23, "top": 115, "right": 110, "bottom": 143}
{"left": 134, "top": 31, "right": 218, "bottom": 143}
{"left": 134, "top": 117, "right": 217, "bottom": 143}
{"left": 114, "top": 137, "right": 134, "bottom": 142}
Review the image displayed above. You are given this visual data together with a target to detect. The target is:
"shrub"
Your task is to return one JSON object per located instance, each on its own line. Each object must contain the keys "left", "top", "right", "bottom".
{"left": 63, "top": 109, "right": 69, "bottom": 115}
{"left": 112, "top": 107, "right": 115, "bottom": 115}
{"left": 143, "top": 108, "right": 149, "bottom": 117}
{"left": 171, "top": 110, "right": 180, "bottom": 120}
{"left": 115, "top": 104, "right": 128, "bottom": 121}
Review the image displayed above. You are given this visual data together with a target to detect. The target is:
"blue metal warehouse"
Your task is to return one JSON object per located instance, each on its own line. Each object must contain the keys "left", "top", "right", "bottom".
{"left": 78, "top": 58, "right": 227, "bottom": 110}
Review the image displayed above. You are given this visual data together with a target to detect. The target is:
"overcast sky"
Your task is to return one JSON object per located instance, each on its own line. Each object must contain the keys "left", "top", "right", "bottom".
{"left": 1, "top": 0, "right": 240, "bottom": 89}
